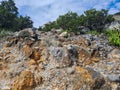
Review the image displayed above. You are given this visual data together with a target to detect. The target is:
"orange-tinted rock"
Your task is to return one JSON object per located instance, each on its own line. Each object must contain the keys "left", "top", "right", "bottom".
{"left": 34, "top": 74, "right": 42, "bottom": 86}
{"left": 13, "top": 70, "right": 35, "bottom": 90}
{"left": 108, "top": 49, "right": 120, "bottom": 59}
{"left": 78, "top": 48, "right": 91, "bottom": 63}
{"left": 74, "top": 66, "right": 105, "bottom": 90}
{"left": 91, "top": 57, "right": 100, "bottom": 62}
{"left": 32, "top": 49, "right": 40, "bottom": 61}
{"left": 29, "top": 59, "right": 36, "bottom": 65}
{"left": 76, "top": 66, "right": 92, "bottom": 82}
{"left": 21, "top": 45, "right": 32, "bottom": 58}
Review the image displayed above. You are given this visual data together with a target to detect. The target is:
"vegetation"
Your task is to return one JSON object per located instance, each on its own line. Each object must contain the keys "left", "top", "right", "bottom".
{"left": 0, "top": 0, "right": 33, "bottom": 31}
{"left": 38, "top": 21, "right": 59, "bottom": 31}
{"left": 83, "top": 9, "right": 114, "bottom": 32}
{"left": 38, "top": 9, "right": 114, "bottom": 33}
{"left": 105, "top": 30, "right": 120, "bottom": 46}
{"left": 57, "top": 12, "right": 80, "bottom": 33}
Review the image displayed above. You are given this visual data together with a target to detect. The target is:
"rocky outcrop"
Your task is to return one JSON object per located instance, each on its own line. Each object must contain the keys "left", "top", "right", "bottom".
{"left": 0, "top": 29, "right": 120, "bottom": 90}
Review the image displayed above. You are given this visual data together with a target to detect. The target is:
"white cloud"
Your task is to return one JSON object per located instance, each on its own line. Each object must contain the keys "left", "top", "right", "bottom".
{"left": 0, "top": 0, "right": 120, "bottom": 27}
{"left": 109, "top": 8, "right": 120, "bottom": 14}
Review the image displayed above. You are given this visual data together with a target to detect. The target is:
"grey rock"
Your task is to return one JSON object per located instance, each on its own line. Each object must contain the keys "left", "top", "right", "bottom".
{"left": 48, "top": 46, "right": 71, "bottom": 68}
{"left": 108, "top": 74, "right": 120, "bottom": 82}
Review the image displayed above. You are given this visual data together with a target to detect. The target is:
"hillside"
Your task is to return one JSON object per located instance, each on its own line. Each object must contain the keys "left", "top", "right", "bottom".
{"left": 0, "top": 28, "right": 120, "bottom": 90}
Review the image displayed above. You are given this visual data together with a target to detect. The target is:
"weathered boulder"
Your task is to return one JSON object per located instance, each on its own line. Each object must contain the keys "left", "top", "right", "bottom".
{"left": 108, "top": 49, "right": 120, "bottom": 59}
{"left": 73, "top": 66, "right": 105, "bottom": 90}
{"left": 13, "top": 70, "right": 35, "bottom": 90}
{"left": 48, "top": 46, "right": 71, "bottom": 68}
{"left": 77, "top": 47, "right": 91, "bottom": 64}
{"left": 108, "top": 74, "right": 120, "bottom": 82}
{"left": 17, "top": 28, "right": 38, "bottom": 39}
{"left": 21, "top": 45, "right": 32, "bottom": 58}
{"left": 107, "top": 21, "right": 120, "bottom": 30}
{"left": 59, "top": 31, "right": 68, "bottom": 37}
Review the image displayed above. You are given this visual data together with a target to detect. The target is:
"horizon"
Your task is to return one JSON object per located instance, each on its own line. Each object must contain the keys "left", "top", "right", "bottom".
{"left": 0, "top": 0, "right": 120, "bottom": 28}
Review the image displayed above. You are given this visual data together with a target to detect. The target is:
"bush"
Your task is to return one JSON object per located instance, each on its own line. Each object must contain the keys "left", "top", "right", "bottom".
{"left": 0, "top": 0, "right": 33, "bottom": 31}
{"left": 38, "top": 21, "right": 59, "bottom": 31}
{"left": 82, "top": 9, "right": 114, "bottom": 32}
{"left": 57, "top": 12, "right": 80, "bottom": 33}
{"left": 105, "top": 30, "right": 120, "bottom": 46}
{"left": 38, "top": 9, "right": 114, "bottom": 33}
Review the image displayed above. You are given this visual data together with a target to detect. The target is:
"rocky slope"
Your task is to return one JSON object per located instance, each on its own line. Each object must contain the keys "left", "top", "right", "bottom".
{"left": 0, "top": 28, "right": 120, "bottom": 90}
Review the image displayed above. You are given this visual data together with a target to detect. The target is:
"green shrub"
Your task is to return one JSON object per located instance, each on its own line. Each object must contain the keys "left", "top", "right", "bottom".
{"left": 105, "top": 30, "right": 120, "bottom": 46}
{"left": 57, "top": 12, "right": 80, "bottom": 33}
{"left": 82, "top": 9, "right": 114, "bottom": 32}
{"left": 38, "top": 21, "right": 59, "bottom": 31}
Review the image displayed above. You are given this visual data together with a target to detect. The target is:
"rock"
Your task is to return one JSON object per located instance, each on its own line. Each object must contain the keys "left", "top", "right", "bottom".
{"left": 108, "top": 49, "right": 120, "bottom": 59}
{"left": 13, "top": 70, "right": 35, "bottom": 90}
{"left": 75, "top": 66, "right": 105, "bottom": 90}
{"left": 0, "top": 28, "right": 120, "bottom": 90}
{"left": 80, "top": 27, "right": 90, "bottom": 34}
{"left": 77, "top": 47, "right": 91, "bottom": 64}
{"left": 59, "top": 31, "right": 68, "bottom": 37}
{"left": 41, "top": 36, "right": 61, "bottom": 47}
{"left": 31, "top": 48, "right": 40, "bottom": 61}
{"left": 29, "top": 59, "right": 36, "bottom": 65}
{"left": 67, "top": 44, "right": 78, "bottom": 62}
{"left": 17, "top": 28, "right": 38, "bottom": 39}
{"left": 107, "top": 21, "right": 120, "bottom": 30}
{"left": 21, "top": 45, "right": 32, "bottom": 58}
{"left": 51, "top": 28, "right": 63, "bottom": 34}
{"left": 48, "top": 46, "right": 71, "bottom": 68}
{"left": 108, "top": 74, "right": 120, "bottom": 82}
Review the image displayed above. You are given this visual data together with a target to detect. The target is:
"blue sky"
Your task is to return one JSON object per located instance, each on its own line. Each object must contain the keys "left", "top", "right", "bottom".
{"left": 1, "top": 0, "right": 120, "bottom": 27}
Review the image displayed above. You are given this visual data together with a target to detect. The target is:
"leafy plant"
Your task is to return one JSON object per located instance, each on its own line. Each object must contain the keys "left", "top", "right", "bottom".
{"left": 105, "top": 30, "right": 120, "bottom": 46}
{"left": 57, "top": 12, "right": 80, "bottom": 33}
{"left": 0, "top": 0, "right": 33, "bottom": 31}
{"left": 38, "top": 21, "right": 59, "bottom": 31}
{"left": 82, "top": 9, "right": 114, "bottom": 32}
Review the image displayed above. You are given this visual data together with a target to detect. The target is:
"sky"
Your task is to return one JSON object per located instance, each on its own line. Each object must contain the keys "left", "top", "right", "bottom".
{"left": 1, "top": 0, "right": 120, "bottom": 27}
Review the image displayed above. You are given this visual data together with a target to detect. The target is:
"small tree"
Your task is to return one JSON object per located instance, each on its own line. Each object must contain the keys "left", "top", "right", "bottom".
{"left": 17, "top": 16, "right": 33, "bottom": 30}
{"left": 0, "top": 0, "right": 18, "bottom": 29}
{"left": 82, "top": 9, "right": 114, "bottom": 32}
{"left": 39, "top": 21, "right": 59, "bottom": 31}
{"left": 57, "top": 12, "right": 79, "bottom": 33}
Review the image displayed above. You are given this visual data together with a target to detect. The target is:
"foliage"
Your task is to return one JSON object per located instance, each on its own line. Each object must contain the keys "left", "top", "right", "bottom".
{"left": 16, "top": 16, "right": 33, "bottom": 30}
{"left": 0, "top": 0, "right": 33, "bottom": 31}
{"left": 105, "top": 30, "right": 120, "bottom": 46}
{"left": 0, "top": 0, "right": 18, "bottom": 29}
{"left": 39, "top": 9, "right": 114, "bottom": 33}
{"left": 57, "top": 12, "right": 79, "bottom": 33}
{"left": 82, "top": 9, "right": 114, "bottom": 32}
{"left": 39, "top": 21, "right": 59, "bottom": 31}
